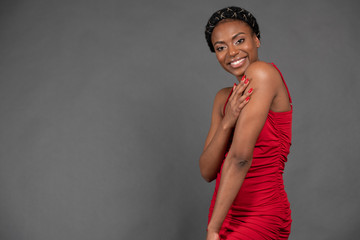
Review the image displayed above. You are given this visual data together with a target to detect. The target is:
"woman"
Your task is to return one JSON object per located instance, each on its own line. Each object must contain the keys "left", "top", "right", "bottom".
{"left": 199, "top": 7, "right": 292, "bottom": 240}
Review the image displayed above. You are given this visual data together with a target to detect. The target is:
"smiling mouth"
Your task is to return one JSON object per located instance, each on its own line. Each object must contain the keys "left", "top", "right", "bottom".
{"left": 229, "top": 57, "right": 245, "bottom": 68}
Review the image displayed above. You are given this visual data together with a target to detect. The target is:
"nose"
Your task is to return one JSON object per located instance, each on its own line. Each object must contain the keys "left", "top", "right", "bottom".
{"left": 228, "top": 44, "right": 239, "bottom": 57}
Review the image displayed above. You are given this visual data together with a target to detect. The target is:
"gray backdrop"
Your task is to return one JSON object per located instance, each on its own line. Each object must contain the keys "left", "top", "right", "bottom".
{"left": 1, "top": 0, "right": 359, "bottom": 239}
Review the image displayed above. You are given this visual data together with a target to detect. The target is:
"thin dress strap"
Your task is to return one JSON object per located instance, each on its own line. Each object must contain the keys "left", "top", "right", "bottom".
{"left": 271, "top": 63, "right": 292, "bottom": 103}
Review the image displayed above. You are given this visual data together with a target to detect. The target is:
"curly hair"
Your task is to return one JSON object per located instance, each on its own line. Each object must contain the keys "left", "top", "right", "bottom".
{"left": 205, "top": 6, "right": 260, "bottom": 52}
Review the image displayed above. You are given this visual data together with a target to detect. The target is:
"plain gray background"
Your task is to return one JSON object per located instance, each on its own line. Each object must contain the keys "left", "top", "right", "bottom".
{"left": 1, "top": 0, "right": 359, "bottom": 239}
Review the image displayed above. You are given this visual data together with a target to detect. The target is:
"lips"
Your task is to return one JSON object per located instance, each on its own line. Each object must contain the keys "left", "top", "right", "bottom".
{"left": 229, "top": 57, "right": 245, "bottom": 68}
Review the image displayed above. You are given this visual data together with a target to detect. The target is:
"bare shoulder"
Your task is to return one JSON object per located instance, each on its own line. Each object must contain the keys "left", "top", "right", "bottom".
{"left": 215, "top": 86, "right": 233, "bottom": 103}
{"left": 245, "top": 61, "right": 282, "bottom": 84}
{"left": 216, "top": 87, "right": 233, "bottom": 99}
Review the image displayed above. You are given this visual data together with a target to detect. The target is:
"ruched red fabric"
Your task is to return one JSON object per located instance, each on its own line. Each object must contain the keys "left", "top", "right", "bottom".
{"left": 208, "top": 63, "right": 292, "bottom": 240}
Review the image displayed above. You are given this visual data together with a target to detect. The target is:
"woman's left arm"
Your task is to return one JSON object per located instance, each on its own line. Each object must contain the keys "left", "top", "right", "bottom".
{"left": 206, "top": 62, "right": 282, "bottom": 236}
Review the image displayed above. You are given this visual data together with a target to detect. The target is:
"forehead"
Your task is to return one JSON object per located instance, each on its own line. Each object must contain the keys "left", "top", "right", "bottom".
{"left": 211, "top": 20, "right": 252, "bottom": 42}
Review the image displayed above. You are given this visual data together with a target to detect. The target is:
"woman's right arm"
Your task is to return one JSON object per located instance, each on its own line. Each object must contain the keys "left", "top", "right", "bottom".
{"left": 199, "top": 79, "right": 251, "bottom": 182}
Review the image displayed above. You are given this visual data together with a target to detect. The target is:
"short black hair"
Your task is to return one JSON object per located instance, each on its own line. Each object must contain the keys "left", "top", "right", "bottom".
{"left": 205, "top": 6, "right": 260, "bottom": 52}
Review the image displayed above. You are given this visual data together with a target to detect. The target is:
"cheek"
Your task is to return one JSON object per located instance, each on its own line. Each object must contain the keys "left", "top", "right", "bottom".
{"left": 245, "top": 43, "right": 258, "bottom": 57}
{"left": 215, "top": 52, "right": 226, "bottom": 64}
{"left": 244, "top": 43, "right": 253, "bottom": 51}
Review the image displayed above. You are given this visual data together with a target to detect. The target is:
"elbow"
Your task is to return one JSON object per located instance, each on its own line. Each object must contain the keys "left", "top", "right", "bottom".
{"left": 199, "top": 155, "right": 217, "bottom": 182}
{"left": 203, "top": 177, "right": 215, "bottom": 183}
{"left": 203, "top": 176, "right": 215, "bottom": 183}
{"left": 235, "top": 158, "right": 252, "bottom": 168}
{"left": 200, "top": 169, "right": 216, "bottom": 182}
{"left": 228, "top": 154, "right": 253, "bottom": 169}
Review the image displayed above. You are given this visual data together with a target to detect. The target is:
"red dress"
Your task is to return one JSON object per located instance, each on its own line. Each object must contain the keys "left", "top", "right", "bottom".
{"left": 208, "top": 63, "right": 292, "bottom": 239}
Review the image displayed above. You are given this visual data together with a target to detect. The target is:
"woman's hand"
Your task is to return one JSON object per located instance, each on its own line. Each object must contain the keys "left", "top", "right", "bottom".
{"left": 223, "top": 76, "right": 252, "bottom": 129}
{"left": 206, "top": 230, "right": 221, "bottom": 240}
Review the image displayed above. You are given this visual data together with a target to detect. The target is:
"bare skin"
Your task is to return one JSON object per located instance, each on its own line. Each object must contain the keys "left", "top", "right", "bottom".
{"left": 200, "top": 20, "right": 292, "bottom": 240}
{"left": 199, "top": 79, "right": 252, "bottom": 182}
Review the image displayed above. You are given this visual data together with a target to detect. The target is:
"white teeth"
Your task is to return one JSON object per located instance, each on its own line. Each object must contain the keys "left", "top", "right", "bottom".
{"left": 233, "top": 59, "right": 244, "bottom": 64}
{"left": 230, "top": 58, "right": 244, "bottom": 66}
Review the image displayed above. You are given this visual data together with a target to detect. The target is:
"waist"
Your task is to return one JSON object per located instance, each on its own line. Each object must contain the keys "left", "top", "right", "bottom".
{"left": 209, "top": 184, "right": 290, "bottom": 218}
{"left": 213, "top": 169, "right": 287, "bottom": 202}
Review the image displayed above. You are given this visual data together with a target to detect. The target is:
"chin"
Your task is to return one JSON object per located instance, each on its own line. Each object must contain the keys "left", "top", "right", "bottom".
{"left": 227, "top": 62, "right": 251, "bottom": 77}
{"left": 227, "top": 67, "right": 246, "bottom": 78}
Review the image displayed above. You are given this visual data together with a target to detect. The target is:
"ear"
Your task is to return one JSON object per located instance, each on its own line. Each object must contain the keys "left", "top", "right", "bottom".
{"left": 254, "top": 35, "right": 260, "bottom": 48}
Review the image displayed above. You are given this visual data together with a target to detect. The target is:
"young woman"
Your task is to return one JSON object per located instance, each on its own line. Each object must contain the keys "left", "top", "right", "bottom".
{"left": 199, "top": 7, "right": 292, "bottom": 240}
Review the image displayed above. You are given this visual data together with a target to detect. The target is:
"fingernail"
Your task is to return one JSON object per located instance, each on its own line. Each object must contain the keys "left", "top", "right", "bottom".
{"left": 245, "top": 96, "right": 250, "bottom": 102}
{"left": 248, "top": 88, "right": 253, "bottom": 94}
{"left": 233, "top": 83, "right": 237, "bottom": 89}
{"left": 244, "top": 78, "right": 249, "bottom": 84}
{"left": 241, "top": 75, "right": 246, "bottom": 81}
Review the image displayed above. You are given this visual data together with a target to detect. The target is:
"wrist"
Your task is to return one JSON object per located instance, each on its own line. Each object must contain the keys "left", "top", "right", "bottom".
{"left": 207, "top": 222, "right": 221, "bottom": 233}
{"left": 221, "top": 118, "right": 234, "bottom": 131}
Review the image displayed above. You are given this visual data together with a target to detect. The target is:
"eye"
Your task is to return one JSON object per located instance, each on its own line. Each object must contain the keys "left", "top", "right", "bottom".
{"left": 235, "top": 38, "right": 245, "bottom": 45}
{"left": 215, "top": 46, "right": 226, "bottom": 52}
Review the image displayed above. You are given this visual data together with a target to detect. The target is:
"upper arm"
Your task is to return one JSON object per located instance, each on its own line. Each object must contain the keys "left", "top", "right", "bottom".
{"left": 203, "top": 88, "right": 229, "bottom": 150}
{"left": 227, "top": 62, "right": 281, "bottom": 160}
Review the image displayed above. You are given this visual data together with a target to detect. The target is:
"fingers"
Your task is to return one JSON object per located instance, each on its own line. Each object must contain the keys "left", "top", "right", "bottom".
{"left": 231, "top": 75, "right": 249, "bottom": 100}
{"left": 236, "top": 87, "right": 253, "bottom": 110}
{"left": 226, "top": 75, "right": 252, "bottom": 114}
{"left": 236, "top": 76, "right": 249, "bottom": 93}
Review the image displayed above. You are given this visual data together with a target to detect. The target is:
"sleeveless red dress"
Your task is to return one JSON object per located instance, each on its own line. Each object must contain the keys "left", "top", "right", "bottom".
{"left": 208, "top": 63, "right": 292, "bottom": 239}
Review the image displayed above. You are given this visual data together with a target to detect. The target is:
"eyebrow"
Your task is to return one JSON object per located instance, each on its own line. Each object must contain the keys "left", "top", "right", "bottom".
{"left": 213, "top": 32, "right": 246, "bottom": 45}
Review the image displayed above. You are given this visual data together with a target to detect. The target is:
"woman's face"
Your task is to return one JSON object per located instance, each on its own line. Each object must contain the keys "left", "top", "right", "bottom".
{"left": 211, "top": 20, "right": 260, "bottom": 80}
